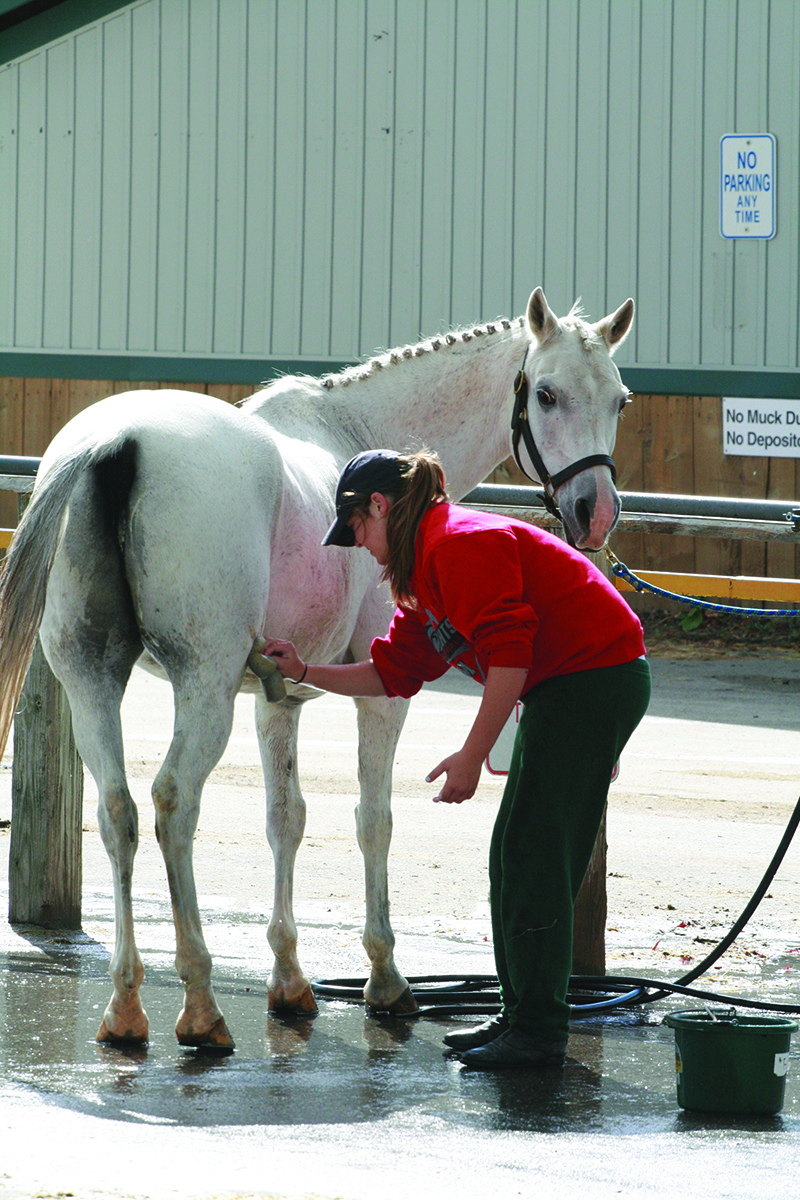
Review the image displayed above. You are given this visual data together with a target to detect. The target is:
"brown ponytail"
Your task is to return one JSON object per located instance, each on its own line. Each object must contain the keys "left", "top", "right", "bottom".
{"left": 343, "top": 447, "right": 448, "bottom": 606}
{"left": 383, "top": 449, "right": 448, "bottom": 607}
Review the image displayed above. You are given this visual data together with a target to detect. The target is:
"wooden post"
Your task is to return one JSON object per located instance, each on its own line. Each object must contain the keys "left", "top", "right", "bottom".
{"left": 8, "top": 638, "right": 84, "bottom": 928}
{"left": 571, "top": 813, "right": 607, "bottom": 976}
{"left": 570, "top": 543, "right": 618, "bottom": 978}
{"left": 8, "top": 492, "right": 84, "bottom": 929}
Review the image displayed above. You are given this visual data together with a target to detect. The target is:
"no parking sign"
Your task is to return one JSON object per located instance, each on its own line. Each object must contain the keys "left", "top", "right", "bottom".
{"left": 720, "top": 134, "right": 776, "bottom": 239}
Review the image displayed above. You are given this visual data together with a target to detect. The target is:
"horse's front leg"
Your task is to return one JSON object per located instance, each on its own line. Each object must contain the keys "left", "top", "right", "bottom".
{"left": 355, "top": 695, "right": 418, "bottom": 1014}
{"left": 256, "top": 696, "right": 317, "bottom": 1013}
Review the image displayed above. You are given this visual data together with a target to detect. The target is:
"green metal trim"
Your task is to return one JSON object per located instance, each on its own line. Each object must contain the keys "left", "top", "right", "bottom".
{"left": 0, "top": 0, "right": 130, "bottom": 65}
{"left": 0, "top": 352, "right": 354, "bottom": 385}
{"left": 0, "top": 0, "right": 58, "bottom": 23}
{"left": 622, "top": 367, "right": 800, "bottom": 400}
{"left": 0, "top": 351, "right": 798, "bottom": 398}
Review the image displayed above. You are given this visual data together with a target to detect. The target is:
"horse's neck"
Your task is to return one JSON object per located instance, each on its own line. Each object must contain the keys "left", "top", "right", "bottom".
{"left": 333, "top": 325, "right": 526, "bottom": 499}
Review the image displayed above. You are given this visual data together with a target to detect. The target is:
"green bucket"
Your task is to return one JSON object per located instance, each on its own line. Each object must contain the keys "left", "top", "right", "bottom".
{"left": 665, "top": 1008, "right": 797, "bottom": 1114}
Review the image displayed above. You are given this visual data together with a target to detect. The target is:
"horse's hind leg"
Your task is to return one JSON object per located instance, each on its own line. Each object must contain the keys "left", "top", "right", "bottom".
{"left": 355, "top": 695, "right": 418, "bottom": 1014}
{"left": 255, "top": 696, "right": 317, "bottom": 1013}
{"left": 70, "top": 690, "right": 149, "bottom": 1044}
{"left": 151, "top": 670, "right": 240, "bottom": 1048}
{"left": 39, "top": 486, "right": 147, "bottom": 1043}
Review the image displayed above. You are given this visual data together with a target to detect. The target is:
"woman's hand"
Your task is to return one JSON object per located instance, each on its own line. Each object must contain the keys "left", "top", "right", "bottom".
{"left": 260, "top": 637, "right": 306, "bottom": 682}
{"left": 426, "top": 747, "right": 484, "bottom": 805}
{"left": 426, "top": 666, "right": 529, "bottom": 805}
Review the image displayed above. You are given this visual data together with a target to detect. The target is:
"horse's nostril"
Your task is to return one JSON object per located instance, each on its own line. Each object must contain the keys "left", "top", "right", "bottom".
{"left": 574, "top": 498, "right": 591, "bottom": 534}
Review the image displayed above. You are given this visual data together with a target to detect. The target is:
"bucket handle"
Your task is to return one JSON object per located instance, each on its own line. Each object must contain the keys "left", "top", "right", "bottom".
{"left": 702, "top": 1004, "right": 738, "bottom": 1024}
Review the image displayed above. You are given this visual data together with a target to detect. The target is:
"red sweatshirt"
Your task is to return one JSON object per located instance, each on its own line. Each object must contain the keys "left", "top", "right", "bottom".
{"left": 370, "top": 502, "right": 645, "bottom": 699}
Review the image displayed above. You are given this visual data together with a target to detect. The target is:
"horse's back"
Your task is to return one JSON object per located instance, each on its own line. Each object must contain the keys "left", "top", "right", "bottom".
{"left": 38, "top": 387, "right": 363, "bottom": 676}
{"left": 34, "top": 391, "right": 280, "bottom": 676}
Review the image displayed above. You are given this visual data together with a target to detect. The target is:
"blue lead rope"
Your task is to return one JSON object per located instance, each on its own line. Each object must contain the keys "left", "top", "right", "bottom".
{"left": 604, "top": 549, "right": 800, "bottom": 618}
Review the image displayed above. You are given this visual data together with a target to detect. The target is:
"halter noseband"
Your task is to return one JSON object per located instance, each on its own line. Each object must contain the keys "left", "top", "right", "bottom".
{"left": 510, "top": 346, "right": 617, "bottom": 522}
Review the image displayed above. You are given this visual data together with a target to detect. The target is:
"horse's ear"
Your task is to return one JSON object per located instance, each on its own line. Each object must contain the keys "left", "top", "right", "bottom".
{"left": 527, "top": 288, "right": 559, "bottom": 345}
{"left": 596, "top": 298, "right": 634, "bottom": 353}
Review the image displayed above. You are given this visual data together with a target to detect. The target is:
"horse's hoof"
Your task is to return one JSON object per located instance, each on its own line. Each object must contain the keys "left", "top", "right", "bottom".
{"left": 176, "top": 1015, "right": 235, "bottom": 1051}
{"left": 96, "top": 1018, "right": 149, "bottom": 1046}
{"left": 268, "top": 984, "right": 319, "bottom": 1015}
{"left": 366, "top": 985, "right": 419, "bottom": 1016}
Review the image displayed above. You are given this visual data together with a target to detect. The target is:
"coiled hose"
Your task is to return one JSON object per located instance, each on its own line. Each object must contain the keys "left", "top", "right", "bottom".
{"left": 313, "top": 792, "right": 800, "bottom": 1019}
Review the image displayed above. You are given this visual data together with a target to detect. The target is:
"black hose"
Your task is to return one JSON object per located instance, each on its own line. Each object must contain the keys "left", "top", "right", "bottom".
{"left": 314, "top": 792, "right": 800, "bottom": 1018}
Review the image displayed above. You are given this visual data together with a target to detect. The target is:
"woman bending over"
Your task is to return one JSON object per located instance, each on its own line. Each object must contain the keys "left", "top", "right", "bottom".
{"left": 263, "top": 447, "right": 650, "bottom": 1070}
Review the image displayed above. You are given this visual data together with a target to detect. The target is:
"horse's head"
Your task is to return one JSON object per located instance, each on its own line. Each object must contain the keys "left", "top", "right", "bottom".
{"left": 514, "top": 287, "right": 634, "bottom": 552}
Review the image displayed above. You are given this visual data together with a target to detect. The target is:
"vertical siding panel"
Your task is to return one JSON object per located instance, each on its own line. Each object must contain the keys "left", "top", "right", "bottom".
{"left": 635, "top": 0, "right": 671, "bottom": 364}
{"left": 358, "top": 0, "right": 394, "bottom": 355}
{"left": 269, "top": 0, "right": 306, "bottom": 355}
{"left": 156, "top": 0, "right": 190, "bottom": 351}
{"left": 667, "top": 0, "right": 703, "bottom": 365}
{"left": 700, "top": 0, "right": 736, "bottom": 365}
{"left": 98, "top": 12, "right": 132, "bottom": 350}
{"left": 14, "top": 55, "right": 46, "bottom": 346}
{"left": 242, "top": 0, "right": 278, "bottom": 357}
{"left": 127, "top": 1, "right": 159, "bottom": 350}
{"left": 71, "top": 28, "right": 102, "bottom": 349}
{"left": 387, "top": 2, "right": 425, "bottom": 346}
{"left": 449, "top": 0, "right": 486, "bottom": 326}
{"left": 418, "top": 0, "right": 456, "bottom": 334}
{"left": 764, "top": 0, "right": 800, "bottom": 370}
{"left": 573, "top": 0, "right": 609, "bottom": 317}
{"left": 0, "top": 66, "right": 19, "bottom": 346}
{"left": 42, "top": 41, "right": 75, "bottom": 348}
{"left": 327, "top": 0, "right": 366, "bottom": 357}
{"left": 300, "top": 0, "right": 336, "bottom": 356}
{"left": 605, "top": 0, "right": 641, "bottom": 364}
{"left": 185, "top": 0, "right": 219, "bottom": 353}
{"left": 541, "top": 0, "right": 577, "bottom": 311}
{"left": 213, "top": 0, "right": 247, "bottom": 353}
{"left": 510, "top": 0, "right": 548, "bottom": 315}
{"left": 731, "top": 0, "right": 769, "bottom": 367}
{"left": 481, "top": 2, "right": 516, "bottom": 319}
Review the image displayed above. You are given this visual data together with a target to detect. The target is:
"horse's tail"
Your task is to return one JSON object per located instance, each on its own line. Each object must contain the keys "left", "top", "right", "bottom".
{"left": 0, "top": 437, "right": 121, "bottom": 761}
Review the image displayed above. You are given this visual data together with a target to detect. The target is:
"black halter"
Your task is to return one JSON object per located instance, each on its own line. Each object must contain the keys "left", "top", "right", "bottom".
{"left": 510, "top": 347, "right": 617, "bottom": 521}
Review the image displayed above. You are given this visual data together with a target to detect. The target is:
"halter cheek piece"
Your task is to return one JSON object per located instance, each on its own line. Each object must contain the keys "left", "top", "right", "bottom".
{"left": 510, "top": 346, "right": 617, "bottom": 522}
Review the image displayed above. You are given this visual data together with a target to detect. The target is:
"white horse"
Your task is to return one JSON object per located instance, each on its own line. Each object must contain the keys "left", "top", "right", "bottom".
{"left": 0, "top": 288, "right": 633, "bottom": 1049}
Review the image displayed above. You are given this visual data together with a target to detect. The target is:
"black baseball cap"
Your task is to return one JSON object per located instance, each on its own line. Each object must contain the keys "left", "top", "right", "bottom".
{"left": 322, "top": 449, "right": 405, "bottom": 546}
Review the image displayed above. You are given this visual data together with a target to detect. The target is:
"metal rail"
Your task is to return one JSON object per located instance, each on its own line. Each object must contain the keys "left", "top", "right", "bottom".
{"left": 2, "top": 457, "right": 798, "bottom": 527}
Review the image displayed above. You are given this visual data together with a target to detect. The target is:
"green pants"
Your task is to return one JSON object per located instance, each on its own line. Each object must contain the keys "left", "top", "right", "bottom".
{"left": 489, "top": 657, "right": 651, "bottom": 1039}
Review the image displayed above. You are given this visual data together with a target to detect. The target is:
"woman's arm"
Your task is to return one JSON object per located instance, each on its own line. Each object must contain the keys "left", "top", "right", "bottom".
{"left": 426, "top": 665, "right": 529, "bottom": 804}
{"left": 259, "top": 638, "right": 386, "bottom": 697}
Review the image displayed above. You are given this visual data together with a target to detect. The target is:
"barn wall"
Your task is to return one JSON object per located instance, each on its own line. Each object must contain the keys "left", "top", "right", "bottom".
{"left": 1, "top": 0, "right": 799, "bottom": 378}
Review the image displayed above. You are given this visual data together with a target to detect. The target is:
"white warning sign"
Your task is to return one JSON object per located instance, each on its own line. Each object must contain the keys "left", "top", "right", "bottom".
{"left": 723, "top": 398, "right": 800, "bottom": 457}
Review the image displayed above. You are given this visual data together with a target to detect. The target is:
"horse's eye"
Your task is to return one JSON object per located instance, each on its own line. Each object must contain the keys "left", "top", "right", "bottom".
{"left": 536, "top": 388, "right": 556, "bottom": 409}
{"left": 618, "top": 394, "right": 632, "bottom": 414}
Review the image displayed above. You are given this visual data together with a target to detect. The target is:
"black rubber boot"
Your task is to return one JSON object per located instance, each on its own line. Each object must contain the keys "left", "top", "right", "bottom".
{"left": 442, "top": 1014, "right": 510, "bottom": 1051}
{"left": 458, "top": 1027, "right": 567, "bottom": 1070}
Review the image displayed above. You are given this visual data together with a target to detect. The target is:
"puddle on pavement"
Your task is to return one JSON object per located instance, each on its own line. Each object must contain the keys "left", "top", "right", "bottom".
{"left": 2, "top": 918, "right": 799, "bottom": 1137}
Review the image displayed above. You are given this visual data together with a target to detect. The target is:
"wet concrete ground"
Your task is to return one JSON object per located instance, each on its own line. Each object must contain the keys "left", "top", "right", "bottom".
{"left": 1, "top": 894, "right": 799, "bottom": 1200}
{"left": 2, "top": 656, "right": 800, "bottom": 1198}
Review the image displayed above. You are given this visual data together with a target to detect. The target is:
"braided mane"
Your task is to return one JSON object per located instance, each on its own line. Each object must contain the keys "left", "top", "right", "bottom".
{"left": 319, "top": 316, "right": 524, "bottom": 390}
